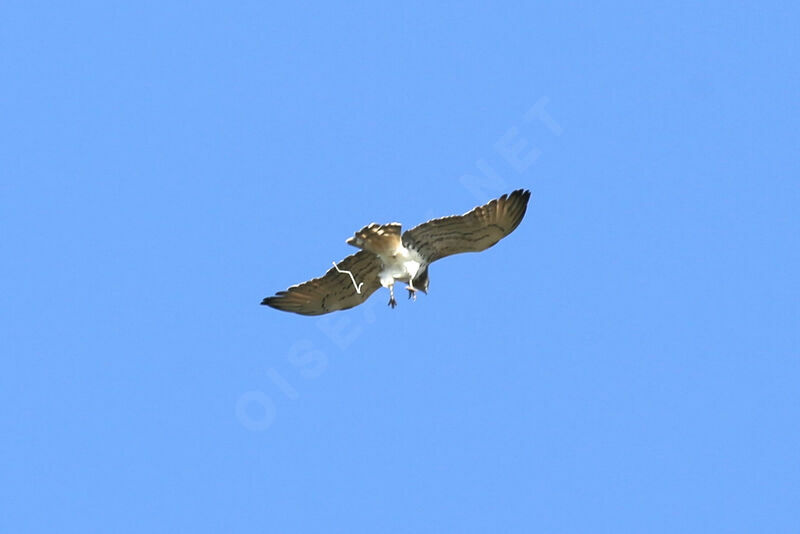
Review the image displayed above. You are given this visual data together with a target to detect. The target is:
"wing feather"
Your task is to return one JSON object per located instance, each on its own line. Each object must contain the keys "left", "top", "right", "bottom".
{"left": 261, "top": 250, "right": 383, "bottom": 316}
{"left": 402, "top": 189, "right": 531, "bottom": 262}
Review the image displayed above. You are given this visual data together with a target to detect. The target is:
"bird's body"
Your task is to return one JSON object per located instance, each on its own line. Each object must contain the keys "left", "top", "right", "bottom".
{"left": 262, "top": 189, "right": 531, "bottom": 315}
{"left": 345, "top": 221, "right": 427, "bottom": 305}
{"left": 377, "top": 245, "right": 424, "bottom": 288}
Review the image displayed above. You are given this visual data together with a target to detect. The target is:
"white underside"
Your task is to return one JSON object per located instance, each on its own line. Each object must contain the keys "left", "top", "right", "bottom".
{"left": 377, "top": 245, "right": 425, "bottom": 289}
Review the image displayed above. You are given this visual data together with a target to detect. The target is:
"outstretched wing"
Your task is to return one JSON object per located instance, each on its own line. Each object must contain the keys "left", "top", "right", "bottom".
{"left": 261, "top": 250, "right": 383, "bottom": 316}
{"left": 402, "top": 189, "right": 531, "bottom": 262}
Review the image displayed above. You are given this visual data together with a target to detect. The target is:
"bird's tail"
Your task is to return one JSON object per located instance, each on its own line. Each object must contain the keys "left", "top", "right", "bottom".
{"left": 346, "top": 223, "right": 402, "bottom": 256}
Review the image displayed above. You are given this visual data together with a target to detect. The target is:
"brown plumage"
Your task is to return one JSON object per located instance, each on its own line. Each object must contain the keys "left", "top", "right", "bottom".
{"left": 260, "top": 251, "right": 382, "bottom": 315}
{"left": 402, "top": 189, "right": 531, "bottom": 262}
{"left": 262, "top": 189, "right": 531, "bottom": 316}
{"left": 346, "top": 223, "right": 402, "bottom": 256}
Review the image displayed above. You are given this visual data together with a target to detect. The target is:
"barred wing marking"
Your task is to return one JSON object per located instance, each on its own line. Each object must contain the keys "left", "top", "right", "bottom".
{"left": 261, "top": 250, "right": 383, "bottom": 316}
{"left": 402, "top": 189, "right": 531, "bottom": 262}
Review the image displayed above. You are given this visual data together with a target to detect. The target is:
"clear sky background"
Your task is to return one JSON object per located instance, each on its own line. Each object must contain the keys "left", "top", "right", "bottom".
{"left": 2, "top": 2, "right": 798, "bottom": 533}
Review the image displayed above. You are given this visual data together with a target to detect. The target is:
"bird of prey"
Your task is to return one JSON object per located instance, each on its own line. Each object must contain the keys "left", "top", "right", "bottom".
{"left": 262, "top": 189, "right": 531, "bottom": 316}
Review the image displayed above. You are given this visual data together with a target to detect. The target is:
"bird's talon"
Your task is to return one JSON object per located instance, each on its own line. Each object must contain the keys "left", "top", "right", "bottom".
{"left": 388, "top": 298, "right": 397, "bottom": 309}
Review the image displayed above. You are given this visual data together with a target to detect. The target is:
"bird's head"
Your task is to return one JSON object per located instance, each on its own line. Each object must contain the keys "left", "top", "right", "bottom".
{"left": 412, "top": 266, "right": 429, "bottom": 294}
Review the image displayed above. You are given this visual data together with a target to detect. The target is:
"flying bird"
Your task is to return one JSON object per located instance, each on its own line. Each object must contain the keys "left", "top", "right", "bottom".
{"left": 262, "top": 189, "right": 531, "bottom": 315}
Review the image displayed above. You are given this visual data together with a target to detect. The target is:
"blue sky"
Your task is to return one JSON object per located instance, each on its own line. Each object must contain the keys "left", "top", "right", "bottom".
{"left": 2, "top": 2, "right": 798, "bottom": 532}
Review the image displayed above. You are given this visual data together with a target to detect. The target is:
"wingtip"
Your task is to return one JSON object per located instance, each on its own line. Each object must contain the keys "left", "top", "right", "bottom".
{"left": 510, "top": 188, "right": 532, "bottom": 205}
